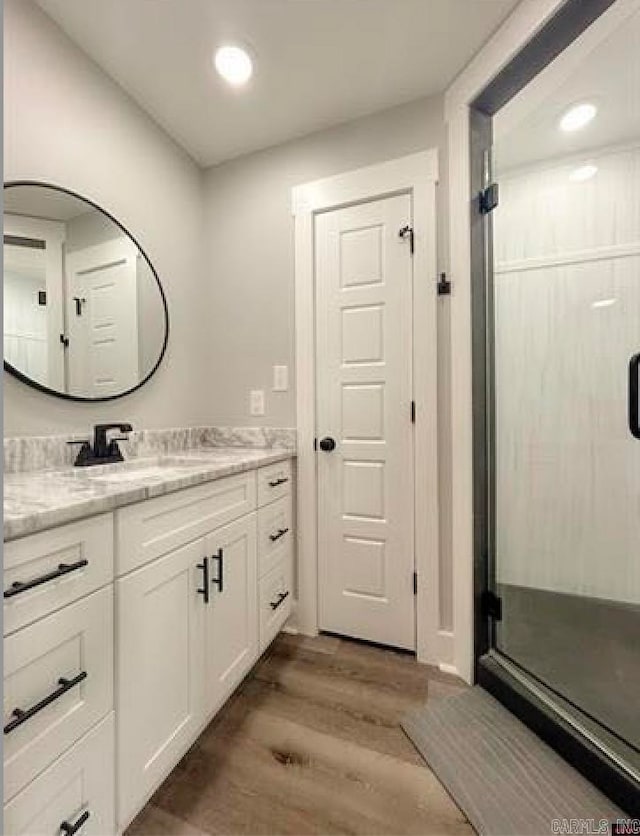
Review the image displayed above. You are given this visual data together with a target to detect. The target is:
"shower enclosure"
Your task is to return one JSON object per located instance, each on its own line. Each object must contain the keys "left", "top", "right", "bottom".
{"left": 472, "top": 0, "right": 640, "bottom": 812}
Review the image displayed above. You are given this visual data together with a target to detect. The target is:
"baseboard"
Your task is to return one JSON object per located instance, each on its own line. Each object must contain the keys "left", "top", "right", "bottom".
{"left": 438, "top": 662, "right": 460, "bottom": 677}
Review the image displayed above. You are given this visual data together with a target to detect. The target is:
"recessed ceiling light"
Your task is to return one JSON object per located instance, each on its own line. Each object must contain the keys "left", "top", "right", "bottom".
{"left": 591, "top": 298, "right": 617, "bottom": 309}
{"left": 569, "top": 164, "right": 598, "bottom": 182}
{"left": 559, "top": 103, "right": 597, "bottom": 132}
{"left": 214, "top": 45, "right": 253, "bottom": 86}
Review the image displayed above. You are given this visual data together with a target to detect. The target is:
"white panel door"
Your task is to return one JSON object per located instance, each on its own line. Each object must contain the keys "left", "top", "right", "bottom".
{"left": 204, "top": 514, "right": 258, "bottom": 715}
{"left": 316, "top": 194, "right": 415, "bottom": 650}
{"left": 116, "top": 539, "right": 205, "bottom": 828}
{"left": 66, "top": 238, "right": 139, "bottom": 396}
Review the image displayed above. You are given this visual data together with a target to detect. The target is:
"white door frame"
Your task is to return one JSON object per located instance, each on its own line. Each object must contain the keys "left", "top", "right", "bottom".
{"left": 292, "top": 150, "right": 442, "bottom": 664}
{"left": 445, "top": 0, "right": 638, "bottom": 682}
{"left": 4, "top": 213, "right": 66, "bottom": 391}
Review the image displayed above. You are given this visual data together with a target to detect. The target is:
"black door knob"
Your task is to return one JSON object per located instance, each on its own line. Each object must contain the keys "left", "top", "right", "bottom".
{"left": 319, "top": 436, "right": 336, "bottom": 452}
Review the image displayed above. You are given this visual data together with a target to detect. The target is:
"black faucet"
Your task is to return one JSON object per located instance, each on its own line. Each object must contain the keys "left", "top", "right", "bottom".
{"left": 68, "top": 423, "right": 133, "bottom": 467}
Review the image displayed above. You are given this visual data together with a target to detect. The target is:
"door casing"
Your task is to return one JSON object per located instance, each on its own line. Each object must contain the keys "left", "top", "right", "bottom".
{"left": 292, "top": 150, "right": 445, "bottom": 665}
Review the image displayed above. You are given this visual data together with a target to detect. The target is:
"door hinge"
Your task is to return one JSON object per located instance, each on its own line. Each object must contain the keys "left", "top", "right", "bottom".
{"left": 413, "top": 571, "right": 418, "bottom": 595}
{"left": 479, "top": 183, "right": 499, "bottom": 215}
{"left": 398, "top": 225, "right": 414, "bottom": 255}
{"left": 313, "top": 437, "right": 317, "bottom": 451}
{"left": 411, "top": 401, "right": 416, "bottom": 423}
{"left": 437, "top": 273, "right": 451, "bottom": 295}
{"left": 59, "top": 334, "right": 69, "bottom": 348}
{"left": 481, "top": 589, "right": 502, "bottom": 621}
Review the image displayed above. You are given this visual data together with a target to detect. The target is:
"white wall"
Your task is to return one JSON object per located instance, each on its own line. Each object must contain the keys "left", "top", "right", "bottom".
{"left": 3, "top": 0, "right": 208, "bottom": 435}
{"left": 65, "top": 209, "right": 121, "bottom": 254}
{"left": 494, "top": 144, "right": 640, "bottom": 603}
{"left": 4, "top": 0, "right": 451, "bottom": 442}
{"left": 203, "top": 94, "right": 448, "bottom": 423}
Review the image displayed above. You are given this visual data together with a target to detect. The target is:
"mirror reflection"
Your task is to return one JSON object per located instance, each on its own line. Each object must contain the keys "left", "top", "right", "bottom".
{"left": 3, "top": 183, "right": 168, "bottom": 400}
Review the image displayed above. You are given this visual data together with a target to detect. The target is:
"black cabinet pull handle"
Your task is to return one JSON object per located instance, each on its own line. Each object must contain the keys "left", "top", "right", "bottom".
{"left": 269, "top": 590, "right": 290, "bottom": 611}
{"left": 269, "top": 527, "right": 289, "bottom": 543}
{"left": 211, "top": 548, "right": 224, "bottom": 593}
{"left": 197, "top": 557, "right": 210, "bottom": 604}
{"left": 4, "top": 671, "right": 87, "bottom": 735}
{"left": 319, "top": 436, "right": 336, "bottom": 452}
{"left": 268, "top": 477, "right": 289, "bottom": 487}
{"left": 60, "top": 810, "right": 90, "bottom": 835}
{"left": 4, "top": 559, "right": 89, "bottom": 599}
{"left": 629, "top": 353, "right": 640, "bottom": 440}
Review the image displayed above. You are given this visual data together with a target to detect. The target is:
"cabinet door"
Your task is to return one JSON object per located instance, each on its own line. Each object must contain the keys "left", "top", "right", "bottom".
{"left": 204, "top": 514, "right": 258, "bottom": 715}
{"left": 116, "top": 539, "right": 205, "bottom": 829}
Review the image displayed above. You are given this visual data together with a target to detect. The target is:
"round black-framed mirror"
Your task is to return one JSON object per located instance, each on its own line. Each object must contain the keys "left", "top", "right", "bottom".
{"left": 3, "top": 180, "right": 169, "bottom": 402}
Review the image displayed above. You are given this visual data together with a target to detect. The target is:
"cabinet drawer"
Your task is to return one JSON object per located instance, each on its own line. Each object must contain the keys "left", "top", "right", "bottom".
{"left": 3, "top": 586, "right": 113, "bottom": 802}
{"left": 259, "top": 556, "right": 293, "bottom": 651}
{"left": 257, "top": 496, "right": 293, "bottom": 577}
{"left": 115, "top": 471, "right": 257, "bottom": 576}
{"left": 4, "top": 713, "right": 115, "bottom": 836}
{"left": 257, "top": 460, "right": 292, "bottom": 507}
{"left": 4, "top": 514, "right": 114, "bottom": 637}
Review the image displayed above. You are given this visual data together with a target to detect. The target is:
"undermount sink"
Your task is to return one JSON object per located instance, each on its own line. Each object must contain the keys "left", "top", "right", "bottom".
{"left": 57, "top": 455, "right": 211, "bottom": 482}
{"left": 84, "top": 464, "right": 182, "bottom": 483}
{"left": 53, "top": 448, "right": 271, "bottom": 485}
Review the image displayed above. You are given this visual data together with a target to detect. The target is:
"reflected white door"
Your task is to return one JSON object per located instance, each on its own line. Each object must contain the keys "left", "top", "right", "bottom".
{"left": 315, "top": 194, "right": 415, "bottom": 650}
{"left": 66, "top": 238, "right": 139, "bottom": 396}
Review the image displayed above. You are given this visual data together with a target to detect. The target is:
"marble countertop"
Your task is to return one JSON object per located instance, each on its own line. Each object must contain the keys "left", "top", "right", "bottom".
{"left": 4, "top": 447, "right": 294, "bottom": 542}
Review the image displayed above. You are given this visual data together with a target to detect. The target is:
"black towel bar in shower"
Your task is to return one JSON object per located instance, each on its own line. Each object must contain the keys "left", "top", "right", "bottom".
{"left": 629, "top": 353, "right": 640, "bottom": 440}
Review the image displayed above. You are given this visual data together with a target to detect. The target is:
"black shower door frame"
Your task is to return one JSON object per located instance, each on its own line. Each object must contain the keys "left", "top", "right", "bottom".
{"left": 468, "top": 0, "right": 640, "bottom": 816}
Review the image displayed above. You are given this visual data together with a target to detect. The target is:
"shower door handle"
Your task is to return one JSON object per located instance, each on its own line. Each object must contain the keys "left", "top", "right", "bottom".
{"left": 629, "top": 353, "right": 640, "bottom": 440}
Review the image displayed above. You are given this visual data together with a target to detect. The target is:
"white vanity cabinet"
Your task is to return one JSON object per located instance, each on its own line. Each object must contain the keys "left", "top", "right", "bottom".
{"left": 3, "top": 455, "right": 294, "bottom": 836}
{"left": 116, "top": 512, "right": 259, "bottom": 826}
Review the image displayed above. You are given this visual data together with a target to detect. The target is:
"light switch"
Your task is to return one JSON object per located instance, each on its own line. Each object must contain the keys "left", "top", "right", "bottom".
{"left": 273, "top": 365, "right": 289, "bottom": 392}
{"left": 250, "top": 389, "right": 265, "bottom": 416}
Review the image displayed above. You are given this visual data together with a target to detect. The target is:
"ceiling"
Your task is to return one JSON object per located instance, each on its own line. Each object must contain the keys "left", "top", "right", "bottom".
{"left": 36, "top": 0, "right": 519, "bottom": 168}
{"left": 5, "top": 186, "right": 91, "bottom": 222}
{"left": 495, "top": 6, "right": 640, "bottom": 172}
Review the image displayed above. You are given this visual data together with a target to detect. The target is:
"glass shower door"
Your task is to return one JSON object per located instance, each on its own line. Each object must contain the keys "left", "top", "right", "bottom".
{"left": 489, "top": 5, "right": 640, "bottom": 763}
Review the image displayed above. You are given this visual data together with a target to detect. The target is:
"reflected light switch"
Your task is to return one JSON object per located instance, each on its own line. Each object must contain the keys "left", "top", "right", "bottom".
{"left": 250, "top": 389, "right": 265, "bottom": 416}
{"left": 273, "top": 365, "right": 288, "bottom": 392}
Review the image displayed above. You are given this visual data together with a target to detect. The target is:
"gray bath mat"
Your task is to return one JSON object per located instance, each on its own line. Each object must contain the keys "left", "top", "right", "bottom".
{"left": 402, "top": 687, "right": 624, "bottom": 835}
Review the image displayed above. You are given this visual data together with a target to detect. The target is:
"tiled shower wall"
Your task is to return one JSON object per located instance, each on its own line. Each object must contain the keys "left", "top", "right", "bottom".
{"left": 493, "top": 143, "right": 640, "bottom": 604}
